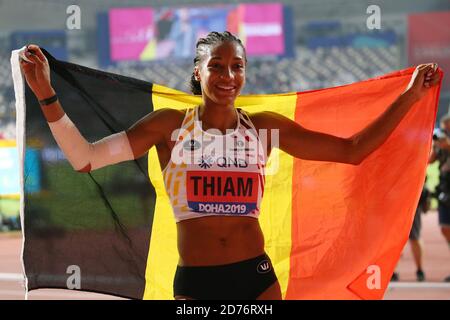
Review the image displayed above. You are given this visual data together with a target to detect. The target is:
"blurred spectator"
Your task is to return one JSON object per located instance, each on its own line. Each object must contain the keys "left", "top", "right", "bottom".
{"left": 429, "top": 114, "right": 450, "bottom": 282}
{"left": 0, "top": 212, "right": 20, "bottom": 232}
{"left": 391, "top": 179, "right": 431, "bottom": 282}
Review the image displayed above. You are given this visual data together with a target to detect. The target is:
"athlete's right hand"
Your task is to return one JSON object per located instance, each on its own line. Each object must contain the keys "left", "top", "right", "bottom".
{"left": 19, "top": 44, "right": 55, "bottom": 100}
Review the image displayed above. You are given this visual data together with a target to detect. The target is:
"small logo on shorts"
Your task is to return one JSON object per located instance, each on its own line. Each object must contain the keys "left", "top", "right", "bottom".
{"left": 257, "top": 260, "right": 272, "bottom": 274}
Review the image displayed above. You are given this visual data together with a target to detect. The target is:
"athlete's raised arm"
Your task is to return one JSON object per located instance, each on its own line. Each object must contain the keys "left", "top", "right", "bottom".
{"left": 20, "top": 44, "right": 174, "bottom": 173}
{"left": 251, "top": 111, "right": 356, "bottom": 164}
{"left": 251, "top": 63, "right": 441, "bottom": 165}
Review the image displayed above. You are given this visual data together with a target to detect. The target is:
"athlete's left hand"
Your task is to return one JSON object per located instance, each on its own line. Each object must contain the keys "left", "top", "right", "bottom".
{"left": 405, "top": 63, "right": 441, "bottom": 101}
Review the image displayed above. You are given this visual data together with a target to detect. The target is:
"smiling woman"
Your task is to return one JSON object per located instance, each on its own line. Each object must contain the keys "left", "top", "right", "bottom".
{"left": 19, "top": 30, "right": 441, "bottom": 300}
{"left": 190, "top": 32, "right": 248, "bottom": 135}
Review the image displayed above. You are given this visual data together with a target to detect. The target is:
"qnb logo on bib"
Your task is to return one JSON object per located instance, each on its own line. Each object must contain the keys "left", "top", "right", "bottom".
{"left": 186, "top": 171, "right": 259, "bottom": 215}
{"left": 257, "top": 260, "right": 272, "bottom": 274}
{"left": 197, "top": 156, "right": 249, "bottom": 169}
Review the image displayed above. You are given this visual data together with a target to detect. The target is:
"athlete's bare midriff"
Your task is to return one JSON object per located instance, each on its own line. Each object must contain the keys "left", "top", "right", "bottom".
{"left": 154, "top": 108, "right": 267, "bottom": 267}
{"left": 176, "top": 216, "right": 265, "bottom": 266}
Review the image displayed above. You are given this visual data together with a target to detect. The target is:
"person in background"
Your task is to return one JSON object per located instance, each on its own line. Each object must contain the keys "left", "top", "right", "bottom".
{"left": 429, "top": 114, "right": 450, "bottom": 282}
{"left": 391, "top": 178, "right": 431, "bottom": 282}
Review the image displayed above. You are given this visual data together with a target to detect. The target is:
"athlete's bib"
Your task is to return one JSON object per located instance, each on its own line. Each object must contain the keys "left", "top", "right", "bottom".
{"left": 162, "top": 106, "right": 266, "bottom": 222}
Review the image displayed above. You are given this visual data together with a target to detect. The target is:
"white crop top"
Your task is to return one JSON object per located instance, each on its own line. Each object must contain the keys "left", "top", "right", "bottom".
{"left": 162, "top": 106, "right": 267, "bottom": 222}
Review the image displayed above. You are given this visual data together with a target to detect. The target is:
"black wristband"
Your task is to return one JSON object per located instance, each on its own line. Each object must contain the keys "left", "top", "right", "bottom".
{"left": 39, "top": 94, "right": 58, "bottom": 106}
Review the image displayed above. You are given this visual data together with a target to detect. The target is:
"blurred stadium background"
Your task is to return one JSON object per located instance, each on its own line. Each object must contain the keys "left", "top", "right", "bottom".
{"left": 0, "top": 0, "right": 450, "bottom": 299}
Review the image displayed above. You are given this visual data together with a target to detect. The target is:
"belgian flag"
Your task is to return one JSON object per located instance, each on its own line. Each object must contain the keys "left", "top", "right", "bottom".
{"left": 11, "top": 48, "right": 442, "bottom": 299}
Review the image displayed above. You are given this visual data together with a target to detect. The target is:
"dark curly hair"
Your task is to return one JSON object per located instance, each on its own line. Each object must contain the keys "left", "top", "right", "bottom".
{"left": 190, "top": 31, "right": 247, "bottom": 95}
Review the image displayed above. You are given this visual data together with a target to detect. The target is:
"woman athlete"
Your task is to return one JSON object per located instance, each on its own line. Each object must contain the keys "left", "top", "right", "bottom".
{"left": 20, "top": 31, "right": 440, "bottom": 300}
